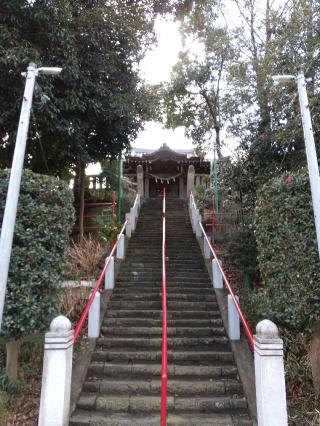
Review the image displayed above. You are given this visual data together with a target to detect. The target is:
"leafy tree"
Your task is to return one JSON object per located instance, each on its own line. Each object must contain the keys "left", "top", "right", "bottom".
{"left": 0, "top": 170, "right": 74, "bottom": 378}
{"left": 163, "top": 2, "right": 233, "bottom": 157}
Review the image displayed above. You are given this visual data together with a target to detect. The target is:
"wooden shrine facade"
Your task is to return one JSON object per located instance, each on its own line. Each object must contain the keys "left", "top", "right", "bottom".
{"left": 123, "top": 144, "right": 210, "bottom": 198}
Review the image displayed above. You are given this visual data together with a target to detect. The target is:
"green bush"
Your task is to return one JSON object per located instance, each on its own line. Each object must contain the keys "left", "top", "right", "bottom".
{"left": 0, "top": 169, "right": 75, "bottom": 340}
{"left": 254, "top": 168, "right": 320, "bottom": 331}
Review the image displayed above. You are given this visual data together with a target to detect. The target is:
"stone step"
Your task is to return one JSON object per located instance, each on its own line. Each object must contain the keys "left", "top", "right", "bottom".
{"left": 96, "top": 336, "right": 229, "bottom": 349}
{"left": 114, "top": 282, "right": 212, "bottom": 288}
{"left": 88, "top": 362, "right": 238, "bottom": 379}
{"left": 107, "top": 301, "right": 218, "bottom": 310}
{"left": 82, "top": 377, "right": 243, "bottom": 396}
{"left": 75, "top": 393, "right": 248, "bottom": 414}
{"left": 104, "top": 318, "right": 223, "bottom": 327}
{"left": 101, "top": 326, "right": 225, "bottom": 337}
{"left": 92, "top": 349, "right": 234, "bottom": 363}
{"left": 70, "top": 410, "right": 253, "bottom": 426}
{"left": 110, "top": 294, "right": 216, "bottom": 302}
{"left": 112, "top": 288, "right": 214, "bottom": 295}
{"left": 105, "top": 310, "right": 222, "bottom": 319}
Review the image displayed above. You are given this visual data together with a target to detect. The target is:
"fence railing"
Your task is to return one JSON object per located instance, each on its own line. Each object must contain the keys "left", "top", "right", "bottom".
{"left": 189, "top": 192, "right": 254, "bottom": 349}
{"left": 161, "top": 187, "right": 168, "bottom": 426}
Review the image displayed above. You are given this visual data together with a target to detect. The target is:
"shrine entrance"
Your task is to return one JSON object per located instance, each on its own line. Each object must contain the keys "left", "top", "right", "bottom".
{"left": 149, "top": 178, "right": 179, "bottom": 198}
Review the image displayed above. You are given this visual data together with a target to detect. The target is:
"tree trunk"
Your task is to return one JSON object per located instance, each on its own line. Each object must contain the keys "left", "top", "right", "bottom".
{"left": 310, "top": 320, "right": 320, "bottom": 390}
{"left": 79, "top": 162, "right": 85, "bottom": 244}
{"left": 6, "top": 340, "right": 21, "bottom": 379}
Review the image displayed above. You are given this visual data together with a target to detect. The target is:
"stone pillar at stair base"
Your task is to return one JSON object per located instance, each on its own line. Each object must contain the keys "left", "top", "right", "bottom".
{"left": 38, "top": 316, "right": 73, "bottom": 426}
{"left": 254, "top": 320, "right": 288, "bottom": 426}
{"left": 116, "top": 234, "right": 125, "bottom": 260}
{"left": 88, "top": 292, "right": 100, "bottom": 338}
{"left": 212, "top": 259, "right": 223, "bottom": 289}
{"left": 228, "top": 294, "right": 240, "bottom": 340}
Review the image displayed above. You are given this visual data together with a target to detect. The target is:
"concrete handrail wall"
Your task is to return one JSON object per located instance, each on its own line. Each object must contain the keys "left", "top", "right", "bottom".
{"left": 189, "top": 192, "right": 288, "bottom": 426}
{"left": 38, "top": 193, "right": 141, "bottom": 425}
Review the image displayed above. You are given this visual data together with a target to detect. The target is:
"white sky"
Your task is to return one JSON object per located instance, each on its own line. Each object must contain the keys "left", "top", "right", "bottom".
{"left": 135, "top": 18, "right": 191, "bottom": 153}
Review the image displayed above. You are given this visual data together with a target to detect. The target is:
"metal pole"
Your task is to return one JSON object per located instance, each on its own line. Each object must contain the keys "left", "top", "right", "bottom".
{"left": 0, "top": 63, "right": 62, "bottom": 329}
{"left": 117, "top": 157, "right": 122, "bottom": 224}
{"left": 296, "top": 72, "right": 320, "bottom": 258}
{"left": 0, "top": 63, "right": 37, "bottom": 329}
{"left": 213, "top": 149, "right": 219, "bottom": 216}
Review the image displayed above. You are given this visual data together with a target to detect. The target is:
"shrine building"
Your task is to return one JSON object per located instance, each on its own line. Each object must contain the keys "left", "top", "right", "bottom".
{"left": 123, "top": 143, "right": 210, "bottom": 198}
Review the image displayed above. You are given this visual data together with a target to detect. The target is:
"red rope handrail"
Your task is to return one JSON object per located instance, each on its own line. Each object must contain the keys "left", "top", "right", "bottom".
{"left": 190, "top": 193, "right": 254, "bottom": 349}
{"left": 161, "top": 187, "right": 168, "bottom": 426}
{"left": 73, "top": 219, "right": 127, "bottom": 343}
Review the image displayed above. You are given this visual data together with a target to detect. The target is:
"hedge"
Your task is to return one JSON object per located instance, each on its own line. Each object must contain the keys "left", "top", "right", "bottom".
{"left": 0, "top": 169, "right": 75, "bottom": 340}
{"left": 254, "top": 168, "right": 320, "bottom": 332}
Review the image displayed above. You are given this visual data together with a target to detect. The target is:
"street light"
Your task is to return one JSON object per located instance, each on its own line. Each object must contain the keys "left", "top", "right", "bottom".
{"left": 272, "top": 71, "right": 320, "bottom": 259}
{"left": 0, "top": 62, "right": 62, "bottom": 329}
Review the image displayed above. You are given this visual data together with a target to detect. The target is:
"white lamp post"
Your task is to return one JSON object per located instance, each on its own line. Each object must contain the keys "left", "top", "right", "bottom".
{"left": 272, "top": 72, "right": 320, "bottom": 259}
{"left": 0, "top": 62, "right": 62, "bottom": 329}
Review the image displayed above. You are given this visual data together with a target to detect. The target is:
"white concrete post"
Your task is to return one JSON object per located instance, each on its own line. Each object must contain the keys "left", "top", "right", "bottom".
{"left": 254, "top": 320, "right": 288, "bottom": 426}
{"left": 187, "top": 164, "right": 195, "bottom": 195}
{"left": 137, "top": 165, "right": 144, "bottom": 197}
{"left": 116, "top": 234, "right": 125, "bottom": 260}
{"left": 125, "top": 213, "right": 131, "bottom": 238}
{"left": 212, "top": 259, "right": 223, "bottom": 289}
{"left": 191, "top": 208, "right": 198, "bottom": 232}
{"left": 88, "top": 292, "right": 100, "bottom": 338}
{"left": 130, "top": 207, "right": 136, "bottom": 232}
{"left": 228, "top": 294, "right": 240, "bottom": 340}
{"left": 195, "top": 213, "right": 202, "bottom": 238}
{"left": 204, "top": 236, "right": 211, "bottom": 259}
{"left": 38, "top": 316, "right": 73, "bottom": 426}
{"left": 105, "top": 256, "right": 115, "bottom": 289}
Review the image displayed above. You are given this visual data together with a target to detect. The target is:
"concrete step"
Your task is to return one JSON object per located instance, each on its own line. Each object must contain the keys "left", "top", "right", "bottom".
{"left": 88, "top": 362, "right": 238, "bottom": 379}
{"left": 92, "top": 349, "right": 234, "bottom": 363}
{"left": 107, "top": 301, "right": 219, "bottom": 310}
{"left": 82, "top": 378, "right": 243, "bottom": 396}
{"left": 104, "top": 318, "right": 224, "bottom": 327}
{"left": 110, "top": 294, "right": 216, "bottom": 302}
{"left": 105, "top": 310, "right": 222, "bottom": 319}
{"left": 75, "top": 393, "right": 248, "bottom": 414}
{"left": 112, "top": 287, "right": 214, "bottom": 295}
{"left": 114, "top": 282, "right": 212, "bottom": 288}
{"left": 70, "top": 410, "right": 253, "bottom": 426}
{"left": 96, "top": 336, "right": 229, "bottom": 349}
{"left": 101, "top": 326, "right": 226, "bottom": 337}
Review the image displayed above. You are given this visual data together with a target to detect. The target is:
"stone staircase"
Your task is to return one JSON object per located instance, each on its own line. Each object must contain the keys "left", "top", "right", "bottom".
{"left": 70, "top": 198, "right": 252, "bottom": 426}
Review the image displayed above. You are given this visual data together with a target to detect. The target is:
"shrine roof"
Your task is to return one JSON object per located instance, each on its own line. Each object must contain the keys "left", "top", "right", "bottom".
{"left": 125, "top": 143, "right": 209, "bottom": 165}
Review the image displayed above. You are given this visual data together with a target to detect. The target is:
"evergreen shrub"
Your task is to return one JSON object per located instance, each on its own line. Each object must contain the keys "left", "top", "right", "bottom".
{"left": 253, "top": 168, "right": 320, "bottom": 331}
{"left": 0, "top": 169, "right": 74, "bottom": 340}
